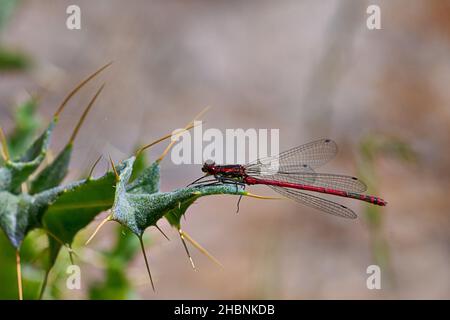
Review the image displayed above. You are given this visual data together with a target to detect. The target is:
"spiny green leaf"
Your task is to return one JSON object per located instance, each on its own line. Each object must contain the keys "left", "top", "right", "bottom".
{"left": 164, "top": 197, "right": 197, "bottom": 229}
{"left": 0, "top": 121, "right": 55, "bottom": 192}
{"left": 126, "top": 161, "right": 160, "bottom": 194}
{"left": 129, "top": 148, "right": 148, "bottom": 182}
{"left": 110, "top": 156, "right": 245, "bottom": 236}
{"left": 0, "top": 191, "right": 34, "bottom": 248}
{"left": 30, "top": 83, "right": 105, "bottom": 195}
{"left": 42, "top": 172, "right": 117, "bottom": 266}
{"left": 0, "top": 179, "right": 82, "bottom": 248}
{"left": 30, "top": 144, "right": 72, "bottom": 194}
{"left": 164, "top": 184, "right": 246, "bottom": 229}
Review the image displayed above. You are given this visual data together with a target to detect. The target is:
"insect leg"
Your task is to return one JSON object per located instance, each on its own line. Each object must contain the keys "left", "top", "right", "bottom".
{"left": 187, "top": 174, "right": 211, "bottom": 187}
{"left": 236, "top": 184, "right": 246, "bottom": 213}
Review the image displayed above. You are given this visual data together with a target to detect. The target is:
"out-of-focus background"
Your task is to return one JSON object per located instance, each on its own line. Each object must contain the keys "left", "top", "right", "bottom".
{"left": 0, "top": 0, "right": 449, "bottom": 299}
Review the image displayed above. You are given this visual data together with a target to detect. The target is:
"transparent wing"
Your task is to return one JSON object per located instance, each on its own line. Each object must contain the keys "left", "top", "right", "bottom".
{"left": 270, "top": 186, "right": 357, "bottom": 219}
{"left": 246, "top": 139, "right": 338, "bottom": 170}
{"left": 246, "top": 169, "right": 367, "bottom": 193}
{"left": 245, "top": 139, "right": 366, "bottom": 193}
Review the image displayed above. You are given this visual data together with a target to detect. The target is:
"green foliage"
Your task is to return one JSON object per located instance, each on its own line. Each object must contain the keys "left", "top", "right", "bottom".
{"left": 0, "top": 121, "right": 55, "bottom": 192}
{"left": 129, "top": 148, "right": 150, "bottom": 183}
{"left": 0, "top": 229, "right": 48, "bottom": 299}
{"left": 0, "top": 66, "right": 249, "bottom": 299}
{"left": 7, "top": 97, "right": 42, "bottom": 158}
{"left": 88, "top": 149, "right": 150, "bottom": 299}
{"left": 88, "top": 226, "right": 143, "bottom": 299}
{"left": 357, "top": 133, "right": 416, "bottom": 286}
{"left": 359, "top": 134, "right": 416, "bottom": 164}
{"left": 30, "top": 144, "right": 73, "bottom": 194}
{"left": 0, "top": 1, "right": 31, "bottom": 71}
{"left": 110, "top": 156, "right": 245, "bottom": 237}
{"left": 0, "top": 179, "right": 84, "bottom": 248}
{"left": 43, "top": 173, "right": 116, "bottom": 267}
{"left": 0, "top": 48, "right": 30, "bottom": 71}
{"left": 0, "top": 0, "right": 17, "bottom": 31}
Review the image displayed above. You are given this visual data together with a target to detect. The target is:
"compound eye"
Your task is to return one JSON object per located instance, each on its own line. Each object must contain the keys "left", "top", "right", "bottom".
{"left": 205, "top": 159, "right": 215, "bottom": 166}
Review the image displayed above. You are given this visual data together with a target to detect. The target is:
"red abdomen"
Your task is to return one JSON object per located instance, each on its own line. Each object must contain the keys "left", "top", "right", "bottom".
{"left": 244, "top": 176, "right": 387, "bottom": 206}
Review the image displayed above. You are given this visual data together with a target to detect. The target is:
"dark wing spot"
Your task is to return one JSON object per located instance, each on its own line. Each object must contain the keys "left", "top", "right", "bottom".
{"left": 324, "top": 139, "right": 331, "bottom": 143}
{"left": 351, "top": 177, "right": 358, "bottom": 180}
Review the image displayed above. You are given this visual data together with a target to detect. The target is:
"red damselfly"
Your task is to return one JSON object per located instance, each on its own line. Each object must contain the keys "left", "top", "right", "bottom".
{"left": 191, "top": 139, "right": 387, "bottom": 218}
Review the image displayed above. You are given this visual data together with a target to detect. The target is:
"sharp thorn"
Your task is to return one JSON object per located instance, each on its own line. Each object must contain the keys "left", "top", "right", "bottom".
{"left": 108, "top": 155, "right": 119, "bottom": 181}
{"left": 179, "top": 229, "right": 196, "bottom": 271}
{"left": 38, "top": 270, "right": 50, "bottom": 300}
{"left": 155, "top": 224, "right": 170, "bottom": 241}
{"left": 44, "top": 229, "right": 75, "bottom": 254}
{"left": 137, "top": 122, "right": 198, "bottom": 160}
{"left": 68, "top": 245, "right": 75, "bottom": 265}
{"left": 190, "top": 106, "right": 211, "bottom": 124}
{"left": 88, "top": 155, "right": 103, "bottom": 179}
{"left": 180, "top": 230, "right": 223, "bottom": 268}
{"left": 16, "top": 250, "right": 23, "bottom": 300}
{"left": 0, "top": 126, "right": 10, "bottom": 161}
{"left": 54, "top": 62, "right": 112, "bottom": 118}
{"left": 85, "top": 214, "right": 111, "bottom": 245}
{"left": 69, "top": 83, "right": 105, "bottom": 144}
{"left": 139, "top": 236, "right": 155, "bottom": 291}
{"left": 156, "top": 110, "right": 206, "bottom": 163}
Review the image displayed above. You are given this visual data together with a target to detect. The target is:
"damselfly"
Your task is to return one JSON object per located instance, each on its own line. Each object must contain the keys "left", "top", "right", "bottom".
{"left": 191, "top": 139, "right": 387, "bottom": 218}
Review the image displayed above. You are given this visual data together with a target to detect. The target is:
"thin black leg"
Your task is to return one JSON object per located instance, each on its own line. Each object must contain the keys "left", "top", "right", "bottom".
{"left": 187, "top": 174, "right": 210, "bottom": 187}
{"left": 236, "top": 184, "right": 246, "bottom": 213}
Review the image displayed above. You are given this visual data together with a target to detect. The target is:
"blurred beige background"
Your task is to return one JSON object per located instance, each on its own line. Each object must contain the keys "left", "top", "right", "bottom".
{"left": 0, "top": 0, "right": 449, "bottom": 299}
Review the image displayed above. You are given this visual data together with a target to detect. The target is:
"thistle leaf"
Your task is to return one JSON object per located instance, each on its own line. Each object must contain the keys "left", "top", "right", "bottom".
{"left": 164, "top": 184, "right": 246, "bottom": 229}
{"left": 126, "top": 162, "right": 160, "bottom": 194}
{"left": 42, "top": 173, "right": 117, "bottom": 266}
{"left": 109, "top": 156, "right": 245, "bottom": 236}
{"left": 129, "top": 149, "right": 148, "bottom": 182}
{"left": 30, "top": 84, "right": 105, "bottom": 195}
{"left": 0, "top": 180, "right": 83, "bottom": 248}
{"left": 0, "top": 121, "right": 55, "bottom": 192}
{"left": 0, "top": 191, "right": 34, "bottom": 248}
{"left": 29, "top": 144, "right": 72, "bottom": 194}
